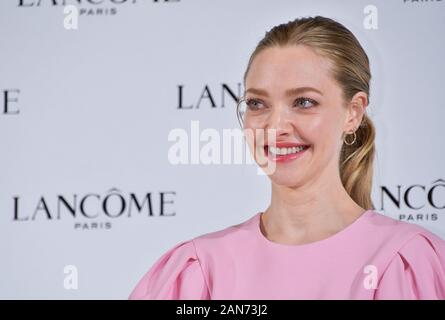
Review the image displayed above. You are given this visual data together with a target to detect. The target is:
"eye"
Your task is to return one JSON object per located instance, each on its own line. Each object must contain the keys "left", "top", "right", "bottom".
{"left": 246, "top": 98, "right": 265, "bottom": 111}
{"left": 295, "top": 97, "right": 318, "bottom": 109}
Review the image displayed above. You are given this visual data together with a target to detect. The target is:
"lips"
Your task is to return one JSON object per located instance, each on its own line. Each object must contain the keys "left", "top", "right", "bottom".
{"left": 263, "top": 144, "right": 310, "bottom": 155}
{"left": 267, "top": 142, "right": 310, "bottom": 148}
{"left": 264, "top": 141, "right": 311, "bottom": 151}
{"left": 262, "top": 142, "right": 311, "bottom": 163}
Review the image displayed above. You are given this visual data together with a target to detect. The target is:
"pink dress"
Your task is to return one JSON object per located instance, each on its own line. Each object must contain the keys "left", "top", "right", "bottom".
{"left": 129, "top": 210, "right": 445, "bottom": 299}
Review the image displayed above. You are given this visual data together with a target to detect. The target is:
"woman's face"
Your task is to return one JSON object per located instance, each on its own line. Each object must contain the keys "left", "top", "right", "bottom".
{"left": 243, "top": 45, "right": 358, "bottom": 187}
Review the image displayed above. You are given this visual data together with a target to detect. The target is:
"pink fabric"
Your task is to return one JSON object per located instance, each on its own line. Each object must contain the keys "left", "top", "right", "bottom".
{"left": 129, "top": 210, "right": 445, "bottom": 300}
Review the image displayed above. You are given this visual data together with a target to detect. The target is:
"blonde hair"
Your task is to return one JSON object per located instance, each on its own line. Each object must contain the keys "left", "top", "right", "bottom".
{"left": 243, "top": 16, "right": 376, "bottom": 210}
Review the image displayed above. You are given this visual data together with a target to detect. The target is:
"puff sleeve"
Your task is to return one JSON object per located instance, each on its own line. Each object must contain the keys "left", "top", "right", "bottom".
{"left": 374, "top": 233, "right": 445, "bottom": 299}
{"left": 128, "top": 240, "right": 210, "bottom": 300}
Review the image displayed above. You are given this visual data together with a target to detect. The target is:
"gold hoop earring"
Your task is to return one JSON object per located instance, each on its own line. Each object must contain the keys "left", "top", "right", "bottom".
{"left": 343, "top": 130, "right": 357, "bottom": 145}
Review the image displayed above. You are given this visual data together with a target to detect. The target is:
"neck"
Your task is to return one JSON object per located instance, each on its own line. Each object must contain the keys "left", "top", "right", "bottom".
{"left": 262, "top": 165, "right": 366, "bottom": 244}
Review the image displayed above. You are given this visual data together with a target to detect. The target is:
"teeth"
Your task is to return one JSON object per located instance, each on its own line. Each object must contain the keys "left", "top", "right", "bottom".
{"left": 269, "top": 146, "right": 307, "bottom": 155}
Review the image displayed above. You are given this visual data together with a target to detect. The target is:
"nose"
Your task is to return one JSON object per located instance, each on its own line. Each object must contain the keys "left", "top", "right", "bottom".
{"left": 265, "top": 103, "right": 294, "bottom": 138}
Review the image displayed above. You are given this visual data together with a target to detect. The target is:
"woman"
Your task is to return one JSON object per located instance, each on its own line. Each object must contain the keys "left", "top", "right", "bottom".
{"left": 129, "top": 16, "right": 445, "bottom": 300}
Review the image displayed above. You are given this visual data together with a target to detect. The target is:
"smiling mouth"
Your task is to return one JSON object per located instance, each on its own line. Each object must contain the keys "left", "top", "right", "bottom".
{"left": 263, "top": 144, "right": 310, "bottom": 162}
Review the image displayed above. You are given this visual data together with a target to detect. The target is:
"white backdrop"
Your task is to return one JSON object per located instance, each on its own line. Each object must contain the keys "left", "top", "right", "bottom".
{"left": 1, "top": 0, "right": 444, "bottom": 299}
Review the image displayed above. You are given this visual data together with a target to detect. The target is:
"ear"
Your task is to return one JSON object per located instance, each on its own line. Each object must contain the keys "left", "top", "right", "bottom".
{"left": 344, "top": 91, "right": 368, "bottom": 132}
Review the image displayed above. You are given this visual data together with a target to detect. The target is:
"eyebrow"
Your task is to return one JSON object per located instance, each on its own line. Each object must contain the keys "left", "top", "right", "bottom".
{"left": 244, "top": 86, "right": 323, "bottom": 97}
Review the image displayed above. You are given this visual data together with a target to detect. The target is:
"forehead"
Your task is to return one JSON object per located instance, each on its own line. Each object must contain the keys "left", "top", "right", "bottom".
{"left": 245, "top": 45, "right": 335, "bottom": 93}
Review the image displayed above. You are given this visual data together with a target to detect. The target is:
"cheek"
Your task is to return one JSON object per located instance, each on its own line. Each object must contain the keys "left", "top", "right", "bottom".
{"left": 305, "top": 115, "right": 342, "bottom": 154}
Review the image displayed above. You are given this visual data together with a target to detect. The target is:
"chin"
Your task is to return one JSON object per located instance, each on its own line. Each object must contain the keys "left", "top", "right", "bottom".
{"left": 267, "top": 171, "right": 305, "bottom": 187}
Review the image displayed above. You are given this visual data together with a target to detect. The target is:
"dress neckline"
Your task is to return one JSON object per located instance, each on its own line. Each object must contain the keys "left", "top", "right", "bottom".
{"left": 253, "top": 209, "right": 374, "bottom": 250}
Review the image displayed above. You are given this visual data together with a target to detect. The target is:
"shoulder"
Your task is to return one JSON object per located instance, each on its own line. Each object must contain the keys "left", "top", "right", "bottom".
{"left": 364, "top": 210, "right": 445, "bottom": 249}
{"left": 368, "top": 212, "right": 445, "bottom": 299}
{"left": 128, "top": 239, "right": 209, "bottom": 299}
{"left": 191, "top": 213, "right": 259, "bottom": 254}
{"left": 128, "top": 213, "right": 258, "bottom": 299}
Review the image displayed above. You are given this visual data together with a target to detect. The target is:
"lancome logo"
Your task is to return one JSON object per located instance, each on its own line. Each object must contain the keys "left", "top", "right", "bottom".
{"left": 403, "top": 0, "right": 443, "bottom": 3}
{"left": 177, "top": 83, "right": 241, "bottom": 110}
{"left": 380, "top": 178, "right": 444, "bottom": 222}
{"left": 11, "top": 188, "right": 176, "bottom": 230}
{"left": 2, "top": 89, "right": 20, "bottom": 115}
{"left": 17, "top": 0, "right": 181, "bottom": 16}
